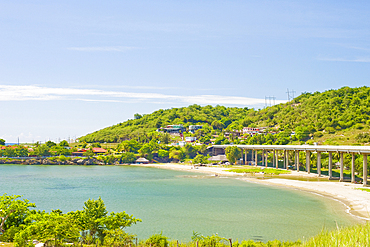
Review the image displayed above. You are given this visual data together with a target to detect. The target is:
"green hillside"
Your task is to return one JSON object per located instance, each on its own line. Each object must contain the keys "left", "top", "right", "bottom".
{"left": 79, "top": 86, "right": 370, "bottom": 145}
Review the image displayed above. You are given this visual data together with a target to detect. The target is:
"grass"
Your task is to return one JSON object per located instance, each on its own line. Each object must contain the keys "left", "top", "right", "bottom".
{"left": 355, "top": 188, "right": 370, "bottom": 192}
{"left": 228, "top": 166, "right": 291, "bottom": 175}
{"left": 302, "top": 222, "right": 370, "bottom": 247}
{"left": 3, "top": 223, "right": 370, "bottom": 246}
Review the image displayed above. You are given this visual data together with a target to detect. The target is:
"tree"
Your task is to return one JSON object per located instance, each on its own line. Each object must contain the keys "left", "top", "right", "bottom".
{"left": 45, "top": 141, "right": 57, "bottom": 148}
{"left": 139, "top": 143, "right": 152, "bottom": 158}
{"left": 50, "top": 146, "right": 72, "bottom": 156}
{"left": 0, "top": 194, "right": 36, "bottom": 241}
{"left": 211, "top": 120, "right": 223, "bottom": 130}
{"left": 34, "top": 144, "right": 51, "bottom": 157}
{"left": 97, "top": 155, "right": 116, "bottom": 165}
{"left": 160, "top": 133, "right": 171, "bottom": 144}
{"left": 193, "top": 154, "right": 207, "bottom": 164}
{"left": 2, "top": 147, "right": 15, "bottom": 157}
{"left": 118, "top": 140, "right": 141, "bottom": 153}
{"left": 120, "top": 152, "right": 136, "bottom": 164}
{"left": 158, "top": 149, "right": 169, "bottom": 159}
{"left": 134, "top": 113, "right": 142, "bottom": 119}
{"left": 58, "top": 140, "right": 69, "bottom": 147}
{"left": 84, "top": 148, "right": 95, "bottom": 158}
{"left": 103, "top": 229, "right": 135, "bottom": 247}
{"left": 145, "top": 233, "right": 168, "bottom": 247}
{"left": 91, "top": 143, "right": 102, "bottom": 148}
{"left": 14, "top": 146, "right": 29, "bottom": 157}
{"left": 169, "top": 149, "right": 184, "bottom": 161}
{"left": 14, "top": 212, "right": 80, "bottom": 247}
{"left": 0, "top": 139, "right": 5, "bottom": 145}
{"left": 68, "top": 197, "right": 141, "bottom": 244}
{"left": 182, "top": 144, "right": 197, "bottom": 159}
{"left": 295, "top": 126, "right": 309, "bottom": 141}
{"left": 225, "top": 146, "right": 241, "bottom": 165}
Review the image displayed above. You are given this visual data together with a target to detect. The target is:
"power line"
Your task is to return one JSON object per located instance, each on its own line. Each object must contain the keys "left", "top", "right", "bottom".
{"left": 286, "top": 88, "right": 296, "bottom": 101}
{"left": 265, "top": 96, "right": 276, "bottom": 107}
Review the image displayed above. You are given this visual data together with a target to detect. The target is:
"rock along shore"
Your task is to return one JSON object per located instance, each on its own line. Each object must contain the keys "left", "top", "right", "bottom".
{"left": 0, "top": 157, "right": 111, "bottom": 165}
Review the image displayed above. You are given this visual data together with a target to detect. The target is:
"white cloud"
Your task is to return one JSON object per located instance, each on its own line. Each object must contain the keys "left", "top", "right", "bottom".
{"left": 0, "top": 85, "right": 287, "bottom": 106}
{"left": 67, "top": 46, "right": 139, "bottom": 52}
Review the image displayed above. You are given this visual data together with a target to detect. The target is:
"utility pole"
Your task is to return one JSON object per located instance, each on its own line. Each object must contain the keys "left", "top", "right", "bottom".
{"left": 286, "top": 88, "right": 296, "bottom": 101}
{"left": 265, "top": 96, "right": 276, "bottom": 107}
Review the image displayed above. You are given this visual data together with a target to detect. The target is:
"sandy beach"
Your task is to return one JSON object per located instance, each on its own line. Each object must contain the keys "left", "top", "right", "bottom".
{"left": 133, "top": 163, "right": 370, "bottom": 222}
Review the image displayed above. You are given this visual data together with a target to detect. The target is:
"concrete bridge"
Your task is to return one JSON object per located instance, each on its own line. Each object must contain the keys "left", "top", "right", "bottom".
{"left": 212, "top": 144, "right": 370, "bottom": 186}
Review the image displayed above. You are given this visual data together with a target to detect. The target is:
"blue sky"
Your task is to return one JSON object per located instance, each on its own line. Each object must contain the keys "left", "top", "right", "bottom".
{"left": 1, "top": 0, "right": 369, "bottom": 143}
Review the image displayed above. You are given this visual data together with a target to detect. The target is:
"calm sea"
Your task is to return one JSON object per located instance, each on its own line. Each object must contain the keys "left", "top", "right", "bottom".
{"left": 0, "top": 164, "right": 356, "bottom": 242}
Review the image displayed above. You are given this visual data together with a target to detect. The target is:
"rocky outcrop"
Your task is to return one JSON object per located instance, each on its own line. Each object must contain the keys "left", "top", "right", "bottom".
{"left": 0, "top": 158, "right": 109, "bottom": 165}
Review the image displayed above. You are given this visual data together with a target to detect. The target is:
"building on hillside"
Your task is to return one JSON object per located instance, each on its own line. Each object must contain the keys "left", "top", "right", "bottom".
{"left": 185, "top": 136, "right": 197, "bottom": 142}
{"left": 224, "top": 130, "right": 241, "bottom": 139}
{"left": 242, "top": 127, "right": 260, "bottom": 136}
{"left": 189, "top": 125, "right": 203, "bottom": 133}
{"left": 157, "top": 125, "right": 186, "bottom": 134}
{"left": 71, "top": 147, "right": 107, "bottom": 156}
{"left": 242, "top": 127, "right": 268, "bottom": 136}
{"left": 92, "top": 147, "right": 107, "bottom": 154}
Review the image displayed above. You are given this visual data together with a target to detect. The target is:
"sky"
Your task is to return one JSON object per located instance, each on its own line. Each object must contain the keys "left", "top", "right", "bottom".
{"left": 0, "top": 0, "right": 369, "bottom": 143}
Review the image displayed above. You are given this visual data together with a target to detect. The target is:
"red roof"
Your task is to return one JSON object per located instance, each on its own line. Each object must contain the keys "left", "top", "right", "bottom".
{"left": 1, "top": 146, "right": 17, "bottom": 150}
{"left": 92, "top": 147, "right": 107, "bottom": 153}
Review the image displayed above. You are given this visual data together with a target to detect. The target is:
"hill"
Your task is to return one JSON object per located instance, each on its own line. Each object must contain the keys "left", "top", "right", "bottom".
{"left": 79, "top": 86, "right": 370, "bottom": 145}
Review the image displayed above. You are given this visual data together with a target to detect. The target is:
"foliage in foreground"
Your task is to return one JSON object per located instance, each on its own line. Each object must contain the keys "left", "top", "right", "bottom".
{"left": 3, "top": 194, "right": 370, "bottom": 247}
{"left": 303, "top": 222, "right": 370, "bottom": 247}
{"left": 0, "top": 194, "right": 140, "bottom": 247}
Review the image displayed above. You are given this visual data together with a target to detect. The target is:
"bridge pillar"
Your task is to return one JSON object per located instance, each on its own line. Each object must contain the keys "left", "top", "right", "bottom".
{"left": 275, "top": 150, "right": 279, "bottom": 169}
{"left": 255, "top": 150, "right": 258, "bottom": 166}
{"left": 283, "top": 150, "right": 287, "bottom": 169}
{"left": 306, "top": 151, "right": 310, "bottom": 174}
{"left": 295, "top": 151, "right": 299, "bottom": 172}
{"left": 262, "top": 150, "right": 265, "bottom": 166}
{"left": 244, "top": 149, "right": 247, "bottom": 165}
{"left": 265, "top": 151, "right": 268, "bottom": 167}
{"left": 363, "top": 154, "right": 368, "bottom": 187}
{"left": 273, "top": 150, "right": 276, "bottom": 168}
{"left": 317, "top": 152, "right": 321, "bottom": 177}
{"left": 351, "top": 153, "right": 355, "bottom": 183}
{"left": 340, "top": 152, "right": 344, "bottom": 182}
{"left": 328, "top": 152, "right": 333, "bottom": 179}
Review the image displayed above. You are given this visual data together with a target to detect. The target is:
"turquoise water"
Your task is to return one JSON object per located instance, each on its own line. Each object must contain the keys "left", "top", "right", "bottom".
{"left": 0, "top": 165, "right": 356, "bottom": 242}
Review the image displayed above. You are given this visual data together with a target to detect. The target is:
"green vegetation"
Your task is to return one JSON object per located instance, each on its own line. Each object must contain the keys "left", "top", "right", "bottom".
{"left": 303, "top": 223, "right": 370, "bottom": 246}
{"left": 0, "top": 194, "right": 140, "bottom": 246}
{"left": 225, "top": 146, "right": 242, "bottom": 165}
{"left": 355, "top": 188, "right": 370, "bottom": 192}
{"left": 78, "top": 86, "right": 370, "bottom": 146}
{"left": 3, "top": 193, "right": 370, "bottom": 246}
{"left": 229, "top": 166, "right": 291, "bottom": 175}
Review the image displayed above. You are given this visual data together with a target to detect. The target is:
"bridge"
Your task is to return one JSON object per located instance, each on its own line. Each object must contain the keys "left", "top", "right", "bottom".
{"left": 212, "top": 145, "right": 370, "bottom": 186}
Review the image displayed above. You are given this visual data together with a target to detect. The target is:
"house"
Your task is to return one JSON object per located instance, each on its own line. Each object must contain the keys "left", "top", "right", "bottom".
{"left": 189, "top": 125, "right": 202, "bottom": 133}
{"left": 157, "top": 125, "right": 186, "bottom": 134}
{"left": 92, "top": 147, "right": 107, "bottom": 154}
{"left": 71, "top": 147, "right": 107, "bottom": 156}
{"left": 185, "top": 137, "right": 197, "bottom": 142}
{"left": 242, "top": 127, "right": 260, "bottom": 136}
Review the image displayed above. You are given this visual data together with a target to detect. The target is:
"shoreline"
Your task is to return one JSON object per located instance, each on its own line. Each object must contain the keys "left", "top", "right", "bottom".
{"left": 133, "top": 163, "right": 370, "bottom": 223}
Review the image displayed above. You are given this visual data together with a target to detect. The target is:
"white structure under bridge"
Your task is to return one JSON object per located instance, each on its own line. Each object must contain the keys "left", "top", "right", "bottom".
{"left": 212, "top": 144, "right": 370, "bottom": 186}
